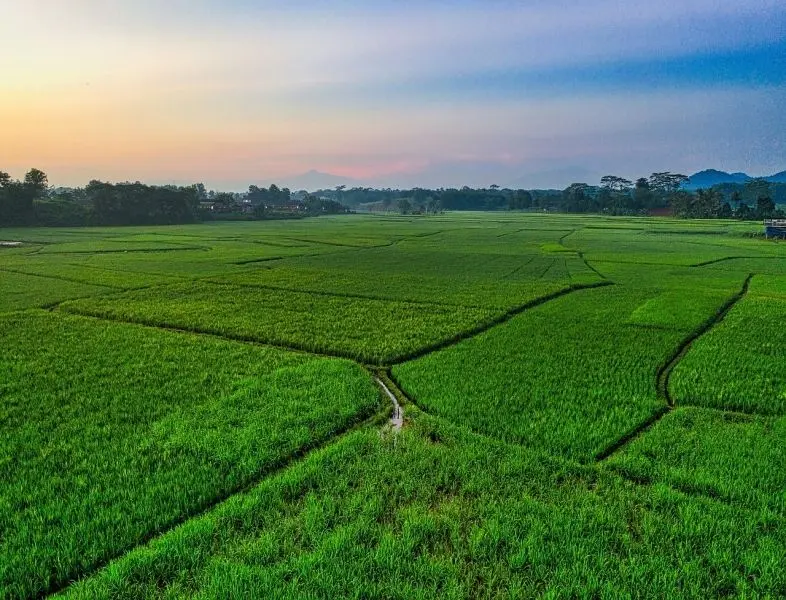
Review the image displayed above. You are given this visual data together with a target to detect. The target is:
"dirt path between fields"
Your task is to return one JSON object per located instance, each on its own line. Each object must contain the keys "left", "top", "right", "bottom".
{"left": 375, "top": 377, "right": 403, "bottom": 432}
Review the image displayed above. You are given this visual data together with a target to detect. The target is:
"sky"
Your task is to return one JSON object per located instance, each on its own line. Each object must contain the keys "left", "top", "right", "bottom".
{"left": 1, "top": 0, "right": 785, "bottom": 190}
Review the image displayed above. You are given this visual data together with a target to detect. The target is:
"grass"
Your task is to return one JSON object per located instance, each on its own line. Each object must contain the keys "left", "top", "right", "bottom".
{"left": 0, "top": 257, "right": 176, "bottom": 289}
{"left": 669, "top": 279, "right": 786, "bottom": 415}
{"left": 212, "top": 248, "right": 596, "bottom": 309}
{"left": 0, "top": 270, "right": 112, "bottom": 311}
{"left": 606, "top": 407, "right": 786, "bottom": 515}
{"left": 1, "top": 214, "right": 786, "bottom": 599}
{"left": 567, "top": 225, "right": 779, "bottom": 266}
{"left": 60, "top": 281, "right": 504, "bottom": 364}
{"left": 393, "top": 276, "right": 746, "bottom": 461}
{"left": 59, "top": 411, "right": 786, "bottom": 599}
{"left": 0, "top": 310, "right": 379, "bottom": 599}
{"left": 35, "top": 240, "right": 205, "bottom": 253}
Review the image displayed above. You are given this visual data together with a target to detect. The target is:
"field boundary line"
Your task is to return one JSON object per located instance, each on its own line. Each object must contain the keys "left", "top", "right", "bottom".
{"left": 558, "top": 229, "right": 579, "bottom": 245}
{"left": 230, "top": 243, "right": 390, "bottom": 265}
{"left": 656, "top": 273, "right": 753, "bottom": 407}
{"left": 281, "top": 236, "right": 395, "bottom": 249}
{"left": 593, "top": 407, "right": 671, "bottom": 462}
{"left": 0, "top": 266, "right": 122, "bottom": 289}
{"left": 39, "top": 405, "right": 388, "bottom": 600}
{"left": 58, "top": 280, "right": 606, "bottom": 366}
{"left": 384, "top": 368, "right": 518, "bottom": 448}
{"left": 54, "top": 262, "right": 192, "bottom": 283}
{"left": 501, "top": 255, "right": 538, "bottom": 280}
{"left": 595, "top": 273, "right": 753, "bottom": 462}
{"left": 536, "top": 258, "right": 556, "bottom": 279}
{"left": 202, "top": 278, "right": 497, "bottom": 311}
{"left": 52, "top": 307, "right": 384, "bottom": 366}
{"left": 692, "top": 255, "right": 780, "bottom": 267}
{"left": 0, "top": 265, "right": 176, "bottom": 291}
{"left": 577, "top": 252, "right": 608, "bottom": 279}
{"left": 42, "top": 278, "right": 200, "bottom": 312}
{"left": 230, "top": 246, "right": 357, "bottom": 265}
{"left": 38, "top": 246, "right": 210, "bottom": 255}
{"left": 231, "top": 255, "right": 289, "bottom": 265}
{"left": 391, "top": 280, "right": 613, "bottom": 365}
{"left": 384, "top": 368, "right": 594, "bottom": 465}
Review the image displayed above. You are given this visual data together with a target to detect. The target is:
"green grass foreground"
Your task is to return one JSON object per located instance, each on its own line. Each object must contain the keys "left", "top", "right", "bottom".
{"left": 59, "top": 412, "right": 786, "bottom": 599}
{"left": 0, "top": 311, "right": 378, "bottom": 598}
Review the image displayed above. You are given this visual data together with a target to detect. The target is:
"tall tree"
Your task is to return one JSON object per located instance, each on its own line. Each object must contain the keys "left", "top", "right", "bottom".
{"left": 694, "top": 188, "right": 722, "bottom": 218}
{"left": 562, "top": 183, "right": 591, "bottom": 213}
{"left": 756, "top": 195, "right": 776, "bottom": 219}
{"left": 397, "top": 198, "right": 412, "bottom": 215}
{"left": 600, "top": 175, "right": 633, "bottom": 193}
{"left": 24, "top": 168, "right": 49, "bottom": 197}
{"left": 649, "top": 172, "right": 689, "bottom": 195}
{"left": 632, "top": 178, "right": 652, "bottom": 211}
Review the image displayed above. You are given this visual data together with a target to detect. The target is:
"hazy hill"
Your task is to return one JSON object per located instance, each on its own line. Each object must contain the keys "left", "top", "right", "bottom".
{"left": 685, "top": 169, "right": 786, "bottom": 190}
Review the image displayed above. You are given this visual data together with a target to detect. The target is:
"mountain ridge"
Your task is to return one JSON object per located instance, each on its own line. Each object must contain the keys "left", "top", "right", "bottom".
{"left": 684, "top": 169, "right": 786, "bottom": 190}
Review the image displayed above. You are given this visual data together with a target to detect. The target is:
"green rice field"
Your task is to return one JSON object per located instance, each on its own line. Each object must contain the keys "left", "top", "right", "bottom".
{"left": 2, "top": 213, "right": 785, "bottom": 598}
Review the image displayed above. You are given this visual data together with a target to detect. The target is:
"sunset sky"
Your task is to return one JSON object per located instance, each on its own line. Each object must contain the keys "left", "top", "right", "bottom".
{"left": 1, "top": 1, "right": 785, "bottom": 189}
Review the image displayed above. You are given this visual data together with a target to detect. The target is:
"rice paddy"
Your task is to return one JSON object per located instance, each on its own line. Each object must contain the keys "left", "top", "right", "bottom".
{"left": 1, "top": 213, "right": 784, "bottom": 598}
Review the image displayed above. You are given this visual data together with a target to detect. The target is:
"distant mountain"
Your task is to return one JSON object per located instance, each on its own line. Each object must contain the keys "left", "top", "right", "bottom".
{"left": 271, "top": 170, "right": 358, "bottom": 192}
{"left": 684, "top": 170, "right": 751, "bottom": 190}
{"left": 684, "top": 169, "right": 786, "bottom": 190}
{"left": 767, "top": 171, "right": 786, "bottom": 183}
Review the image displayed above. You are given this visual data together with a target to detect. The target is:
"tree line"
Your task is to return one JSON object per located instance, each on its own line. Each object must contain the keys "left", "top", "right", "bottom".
{"left": 331, "top": 174, "right": 782, "bottom": 220}
{"left": 0, "top": 170, "right": 350, "bottom": 227}
{"left": 2, "top": 167, "right": 782, "bottom": 227}
{"left": 565, "top": 173, "right": 781, "bottom": 220}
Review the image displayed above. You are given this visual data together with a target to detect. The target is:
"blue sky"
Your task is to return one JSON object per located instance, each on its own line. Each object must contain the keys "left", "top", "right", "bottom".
{"left": 1, "top": 0, "right": 784, "bottom": 189}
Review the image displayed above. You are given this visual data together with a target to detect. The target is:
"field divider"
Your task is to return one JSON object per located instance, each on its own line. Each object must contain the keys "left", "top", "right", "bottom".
{"left": 58, "top": 262, "right": 193, "bottom": 282}
{"left": 558, "top": 228, "right": 579, "bottom": 245}
{"left": 595, "top": 273, "right": 753, "bottom": 462}
{"left": 40, "top": 404, "right": 389, "bottom": 600}
{"left": 383, "top": 367, "right": 594, "bottom": 470}
{"left": 0, "top": 266, "right": 124, "bottom": 289}
{"left": 53, "top": 306, "right": 388, "bottom": 366}
{"left": 691, "top": 255, "right": 776, "bottom": 267}
{"left": 40, "top": 246, "right": 210, "bottom": 255}
{"left": 230, "top": 242, "right": 390, "bottom": 265}
{"left": 593, "top": 406, "right": 672, "bottom": 462}
{"left": 232, "top": 255, "right": 290, "bottom": 265}
{"left": 390, "top": 280, "right": 614, "bottom": 366}
{"left": 201, "top": 278, "right": 492, "bottom": 311}
{"left": 501, "top": 255, "right": 538, "bottom": 280}
{"left": 281, "top": 236, "right": 397, "bottom": 249}
{"left": 42, "top": 278, "right": 197, "bottom": 312}
{"left": 374, "top": 369, "right": 409, "bottom": 420}
{"left": 0, "top": 266, "right": 131, "bottom": 289}
{"left": 577, "top": 252, "right": 608, "bottom": 280}
{"left": 656, "top": 273, "right": 753, "bottom": 407}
